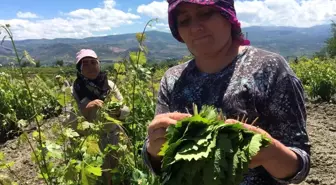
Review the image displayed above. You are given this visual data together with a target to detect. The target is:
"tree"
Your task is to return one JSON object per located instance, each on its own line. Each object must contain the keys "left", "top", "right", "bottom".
{"left": 35, "top": 60, "right": 41, "bottom": 67}
{"left": 55, "top": 59, "right": 64, "bottom": 67}
{"left": 313, "top": 47, "right": 328, "bottom": 60}
{"left": 325, "top": 21, "right": 336, "bottom": 58}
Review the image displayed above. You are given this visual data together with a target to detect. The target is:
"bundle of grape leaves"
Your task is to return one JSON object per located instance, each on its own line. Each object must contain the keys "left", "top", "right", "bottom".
{"left": 106, "top": 101, "right": 122, "bottom": 111}
{"left": 103, "top": 91, "right": 122, "bottom": 113}
{"left": 158, "top": 105, "right": 271, "bottom": 185}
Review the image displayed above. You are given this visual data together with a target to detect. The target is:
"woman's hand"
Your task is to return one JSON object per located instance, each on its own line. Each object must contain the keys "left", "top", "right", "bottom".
{"left": 224, "top": 119, "right": 274, "bottom": 168}
{"left": 224, "top": 119, "right": 300, "bottom": 179}
{"left": 147, "top": 112, "right": 191, "bottom": 160}
{"left": 86, "top": 99, "right": 104, "bottom": 109}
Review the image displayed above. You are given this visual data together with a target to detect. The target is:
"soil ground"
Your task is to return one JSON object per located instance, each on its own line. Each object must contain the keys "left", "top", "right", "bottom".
{"left": 0, "top": 102, "right": 335, "bottom": 185}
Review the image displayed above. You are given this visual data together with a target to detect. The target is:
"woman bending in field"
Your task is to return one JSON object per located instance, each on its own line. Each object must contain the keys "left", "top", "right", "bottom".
{"left": 71, "top": 49, "right": 129, "bottom": 185}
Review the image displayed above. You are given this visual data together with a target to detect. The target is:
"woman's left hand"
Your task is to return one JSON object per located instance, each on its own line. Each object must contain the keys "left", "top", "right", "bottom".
{"left": 224, "top": 119, "right": 276, "bottom": 169}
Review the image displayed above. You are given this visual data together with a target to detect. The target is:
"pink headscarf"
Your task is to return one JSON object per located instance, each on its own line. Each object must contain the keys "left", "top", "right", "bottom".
{"left": 167, "top": 0, "right": 250, "bottom": 46}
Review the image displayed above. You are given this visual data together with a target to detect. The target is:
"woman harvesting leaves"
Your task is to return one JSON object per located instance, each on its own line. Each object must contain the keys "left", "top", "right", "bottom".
{"left": 142, "top": 0, "right": 311, "bottom": 184}
{"left": 71, "top": 49, "right": 129, "bottom": 185}
{"left": 72, "top": 49, "right": 129, "bottom": 121}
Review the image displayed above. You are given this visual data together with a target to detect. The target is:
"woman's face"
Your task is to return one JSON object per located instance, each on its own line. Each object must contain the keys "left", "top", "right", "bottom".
{"left": 80, "top": 57, "right": 100, "bottom": 79}
{"left": 175, "top": 3, "right": 232, "bottom": 57}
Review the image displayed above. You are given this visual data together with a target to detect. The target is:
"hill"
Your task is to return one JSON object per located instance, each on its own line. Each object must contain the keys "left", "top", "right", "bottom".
{"left": 0, "top": 24, "right": 331, "bottom": 65}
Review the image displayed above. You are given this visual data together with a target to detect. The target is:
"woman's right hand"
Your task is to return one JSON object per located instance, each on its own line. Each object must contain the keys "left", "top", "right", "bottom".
{"left": 86, "top": 99, "right": 104, "bottom": 109}
{"left": 146, "top": 112, "right": 191, "bottom": 160}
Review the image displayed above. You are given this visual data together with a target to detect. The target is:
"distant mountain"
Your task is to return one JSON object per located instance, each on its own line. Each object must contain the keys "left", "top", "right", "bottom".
{"left": 0, "top": 24, "right": 331, "bottom": 65}
{"left": 242, "top": 24, "right": 331, "bottom": 58}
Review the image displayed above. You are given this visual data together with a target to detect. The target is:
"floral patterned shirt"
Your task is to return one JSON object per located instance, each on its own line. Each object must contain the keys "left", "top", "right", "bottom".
{"left": 142, "top": 46, "right": 311, "bottom": 185}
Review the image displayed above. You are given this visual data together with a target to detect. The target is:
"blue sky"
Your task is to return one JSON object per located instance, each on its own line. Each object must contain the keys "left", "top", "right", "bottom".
{"left": 0, "top": 0, "right": 154, "bottom": 20}
{"left": 0, "top": 0, "right": 335, "bottom": 40}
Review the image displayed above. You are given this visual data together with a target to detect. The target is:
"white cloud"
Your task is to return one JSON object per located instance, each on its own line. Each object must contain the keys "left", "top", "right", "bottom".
{"left": 153, "top": 22, "right": 170, "bottom": 30}
{"left": 137, "top": 1, "right": 168, "bottom": 20}
{"left": 137, "top": 0, "right": 336, "bottom": 27}
{"left": 136, "top": 1, "right": 169, "bottom": 30}
{"left": 235, "top": 0, "right": 336, "bottom": 27}
{"left": 0, "top": 0, "right": 140, "bottom": 40}
{"left": 16, "top": 11, "right": 39, "bottom": 19}
{"left": 156, "top": 22, "right": 168, "bottom": 27}
{"left": 148, "top": 26, "right": 158, "bottom": 30}
{"left": 103, "top": 0, "right": 116, "bottom": 9}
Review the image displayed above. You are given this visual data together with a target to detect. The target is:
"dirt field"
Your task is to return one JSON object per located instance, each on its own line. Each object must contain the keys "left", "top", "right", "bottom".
{"left": 0, "top": 101, "right": 335, "bottom": 185}
{"left": 297, "top": 102, "right": 336, "bottom": 185}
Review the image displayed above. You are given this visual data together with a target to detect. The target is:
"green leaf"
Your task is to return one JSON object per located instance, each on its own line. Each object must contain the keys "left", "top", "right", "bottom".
{"left": 79, "top": 121, "right": 94, "bottom": 130}
{"left": 0, "top": 174, "right": 13, "bottom": 185}
{"left": 81, "top": 163, "right": 99, "bottom": 185}
{"left": 248, "top": 134, "right": 263, "bottom": 157}
{"left": 0, "top": 152, "right": 5, "bottom": 161}
{"left": 64, "top": 160, "right": 78, "bottom": 181}
{"left": 136, "top": 32, "right": 146, "bottom": 43}
{"left": 166, "top": 115, "right": 211, "bottom": 145}
{"left": 57, "top": 93, "right": 71, "bottom": 107}
{"left": 161, "top": 139, "right": 186, "bottom": 166}
{"left": 36, "top": 114, "right": 43, "bottom": 123}
{"left": 202, "top": 158, "right": 221, "bottom": 185}
{"left": 17, "top": 132, "right": 28, "bottom": 146}
{"left": 129, "top": 51, "right": 147, "bottom": 65}
{"left": 45, "top": 140, "right": 62, "bottom": 159}
{"left": 85, "top": 165, "right": 102, "bottom": 176}
{"left": 158, "top": 141, "right": 170, "bottom": 156}
{"left": 17, "top": 119, "right": 27, "bottom": 128}
{"left": 195, "top": 131, "right": 214, "bottom": 146}
{"left": 64, "top": 128, "right": 79, "bottom": 138}
{"left": 217, "top": 134, "right": 232, "bottom": 153}
{"left": 84, "top": 137, "right": 101, "bottom": 155}
{"left": 23, "top": 50, "right": 36, "bottom": 65}
{"left": 175, "top": 132, "right": 217, "bottom": 162}
{"left": 175, "top": 141, "right": 198, "bottom": 154}
{"left": 199, "top": 105, "right": 218, "bottom": 121}
{"left": 32, "top": 131, "right": 46, "bottom": 141}
{"left": 102, "top": 112, "right": 122, "bottom": 124}
{"left": 5, "top": 161, "right": 15, "bottom": 168}
{"left": 113, "top": 63, "right": 126, "bottom": 73}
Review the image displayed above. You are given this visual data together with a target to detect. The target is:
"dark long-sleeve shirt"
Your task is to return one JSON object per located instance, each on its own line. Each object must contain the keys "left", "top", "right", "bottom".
{"left": 142, "top": 46, "right": 311, "bottom": 185}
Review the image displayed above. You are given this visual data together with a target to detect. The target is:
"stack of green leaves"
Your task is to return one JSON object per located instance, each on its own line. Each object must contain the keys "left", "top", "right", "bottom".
{"left": 158, "top": 105, "right": 271, "bottom": 185}
{"left": 106, "top": 101, "right": 122, "bottom": 111}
